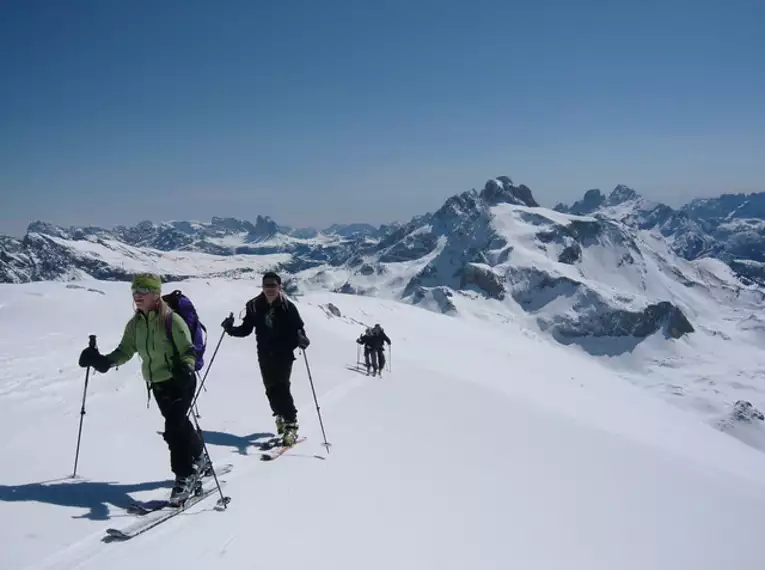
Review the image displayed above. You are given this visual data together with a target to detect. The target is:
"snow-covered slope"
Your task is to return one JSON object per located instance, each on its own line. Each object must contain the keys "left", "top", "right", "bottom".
{"left": 9, "top": 232, "right": 292, "bottom": 282}
{"left": 2, "top": 279, "right": 765, "bottom": 570}
{"left": 557, "top": 185, "right": 765, "bottom": 282}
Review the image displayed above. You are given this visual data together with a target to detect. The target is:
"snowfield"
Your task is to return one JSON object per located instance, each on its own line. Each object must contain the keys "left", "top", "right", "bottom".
{"left": 43, "top": 234, "right": 293, "bottom": 278}
{"left": 2, "top": 279, "right": 765, "bottom": 569}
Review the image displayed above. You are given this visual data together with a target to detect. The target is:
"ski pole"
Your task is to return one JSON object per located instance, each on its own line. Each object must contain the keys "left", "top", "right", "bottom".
{"left": 72, "top": 334, "right": 96, "bottom": 478}
{"left": 301, "top": 349, "right": 331, "bottom": 453}
{"left": 188, "top": 315, "right": 230, "bottom": 416}
{"left": 356, "top": 343, "right": 360, "bottom": 367}
{"left": 191, "top": 415, "right": 230, "bottom": 509}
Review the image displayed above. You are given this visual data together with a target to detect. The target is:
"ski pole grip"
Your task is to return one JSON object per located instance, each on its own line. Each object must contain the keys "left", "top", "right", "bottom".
{"left": 88, "top": 335, "right": 97, "bottom": 349}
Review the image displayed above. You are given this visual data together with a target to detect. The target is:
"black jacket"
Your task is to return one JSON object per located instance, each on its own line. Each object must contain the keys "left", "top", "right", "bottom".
{"left": 228, "top": 293, "right": 306, "bottom": 361}
{"left": 357, "top": 330, "right": 390, "bottom": 351}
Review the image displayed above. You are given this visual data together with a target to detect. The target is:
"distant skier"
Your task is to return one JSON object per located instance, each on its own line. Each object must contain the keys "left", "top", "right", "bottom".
{"left": 77, "top": 273, "right": 208, "bottom": 506}
{"left": 356, "top": 327, "right": 374, "bottom": 372}
{"left": 356, "top": 324, "right": 391, "bottom": 376}
{"left": 221, "top": 271, "right": 310, "bottom": 446}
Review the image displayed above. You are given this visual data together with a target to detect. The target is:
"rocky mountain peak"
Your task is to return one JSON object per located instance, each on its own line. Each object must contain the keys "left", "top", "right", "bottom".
{"left": 606, "top": 184, "right": 641, "bottom": 206}
{"left": 481, "top": 177, "right": 539, "bottom": 208}
{"left": 250, "top": 215, "right": 279, "bottom": 239}
{"left": 557, "top": 189, "right": 606, "bottom": 215}
{"left": 26, "top": 221, "right": 69, "bottom": 239}
{"left": 210, "top": 217, "right": 256, "bottom": 234}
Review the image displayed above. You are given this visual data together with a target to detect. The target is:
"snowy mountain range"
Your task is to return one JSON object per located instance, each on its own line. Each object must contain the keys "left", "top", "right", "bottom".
{"left": 555, "top": 185, "right": 765, "bottom": 282}
{"left": 2, "top": 177, "right": 764, "bottom": 356}
{"left": 0, "top": 215, "right": 384, "bottom": 283}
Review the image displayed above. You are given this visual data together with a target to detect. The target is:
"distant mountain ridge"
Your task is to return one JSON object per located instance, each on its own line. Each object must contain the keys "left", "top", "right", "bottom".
{"left": 22, "top": 216, "right": 383, "bottom": 252}
{"left": 2, "top": 176, "right": 763, "bottom": 355}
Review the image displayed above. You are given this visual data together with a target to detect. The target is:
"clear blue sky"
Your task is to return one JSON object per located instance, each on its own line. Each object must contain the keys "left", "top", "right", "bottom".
{"left": 1, "top": 0, "right": 763, "bottom": 236}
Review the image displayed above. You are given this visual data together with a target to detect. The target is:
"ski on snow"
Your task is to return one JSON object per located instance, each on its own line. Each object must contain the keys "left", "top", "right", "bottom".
{"left": 105, "top": 437, "right": 309, "bottom": 539}
{"left": 260, "top": 437, "right": 306, "bottom": 461}
{"left": 105, "top": 464, "right": 233, "bottom": 540}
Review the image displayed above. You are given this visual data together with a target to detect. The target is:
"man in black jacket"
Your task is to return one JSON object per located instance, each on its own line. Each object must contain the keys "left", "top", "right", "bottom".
{"left": 222, "top": 272, "right": 309, "bottom": 445}
{"left": 356, "top": 324, "right": 391, "bottom": 377}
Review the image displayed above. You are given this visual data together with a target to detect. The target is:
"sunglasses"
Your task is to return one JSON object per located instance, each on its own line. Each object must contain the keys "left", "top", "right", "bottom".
{"left": 132, "top": 288, "right": 156, "bottom": 295}
{"left": 262, "top": 282, "right": 279, "bottom": 289}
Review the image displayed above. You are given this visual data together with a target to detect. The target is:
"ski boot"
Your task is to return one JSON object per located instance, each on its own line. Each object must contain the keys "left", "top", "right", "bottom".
{"left": 192, "top": 452, "right": 213, "bottom": 478}
{"left": 168, "top": 473, "right": 200, "bottom": 507}
{"left": 282, "top": 420, "right": 299, "bottom": 446}
{"left": 275, "top": 415, "right": 286, "bottom": 436}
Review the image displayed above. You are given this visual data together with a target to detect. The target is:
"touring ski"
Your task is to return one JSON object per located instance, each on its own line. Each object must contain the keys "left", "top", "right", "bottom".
{"left": 256, "top": 436, "right": 284, "bottom": 451}
{"left": 105, "top": 464, "right": 233, "bottom": 540}
{"left": 260, "top": 437, "right": 306, "bottom": 461}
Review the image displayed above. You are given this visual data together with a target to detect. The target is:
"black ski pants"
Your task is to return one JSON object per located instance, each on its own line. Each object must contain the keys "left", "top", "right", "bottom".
{"left": 153, "top": 375, "right": 203, "bottom": 477}
{"left": 259, "top": 355, "right": 297, "bottom": 422}
{"left": 365, "top": 347, "right": 385, "bottom": 371}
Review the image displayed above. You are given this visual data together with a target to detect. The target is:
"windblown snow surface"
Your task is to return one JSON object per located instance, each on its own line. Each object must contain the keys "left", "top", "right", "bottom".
{"left": 2, "top": 279, "right": 765, "bottom": 569}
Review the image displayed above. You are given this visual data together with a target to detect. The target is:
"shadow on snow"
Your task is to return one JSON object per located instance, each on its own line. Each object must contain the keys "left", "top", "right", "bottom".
{"left": 0, "top": 477, "right": 172, "bottom": 521}
{"left": 345, "top": 364, "right": 369, "bottom": 376}
{"left": 201, "top": 431, "right": 274, "bottom": 455}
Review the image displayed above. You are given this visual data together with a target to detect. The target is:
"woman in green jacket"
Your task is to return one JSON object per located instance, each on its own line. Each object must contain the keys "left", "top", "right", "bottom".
{"left": 78, "top": 273, "right": 206, "bottom": 506}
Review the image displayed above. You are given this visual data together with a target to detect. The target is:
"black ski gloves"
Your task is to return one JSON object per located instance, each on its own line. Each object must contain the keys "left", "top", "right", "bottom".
{"left": 170, "top": 357, "right": 195, "bottom": 385}
{"left": 221, "top": 314, "right": 234, "bottom": 332}
{"left": 297, "top": 329, "right": 310, "bottom": 349}
{"left": 78, "top": 346, "right": 112, "bottom": 373}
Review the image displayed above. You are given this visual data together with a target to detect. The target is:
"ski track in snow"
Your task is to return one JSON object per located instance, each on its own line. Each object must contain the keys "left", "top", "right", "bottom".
{"left": 2, "top": 280, "right": 765, "bottom": 569}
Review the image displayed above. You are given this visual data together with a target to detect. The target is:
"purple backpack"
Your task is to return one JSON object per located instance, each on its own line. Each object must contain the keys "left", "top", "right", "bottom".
{"left": 162, "top": 290, "right": 207, "bottom": 371}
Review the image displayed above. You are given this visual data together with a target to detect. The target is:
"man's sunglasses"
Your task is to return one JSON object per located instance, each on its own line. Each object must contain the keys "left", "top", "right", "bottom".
{"left": 262, "top": 282, "right": 279, "bottom": 289}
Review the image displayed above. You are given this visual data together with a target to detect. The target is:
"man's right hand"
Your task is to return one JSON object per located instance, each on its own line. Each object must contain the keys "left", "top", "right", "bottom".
{"left": 221, "top": 314, "right": 235, "bottom": 332}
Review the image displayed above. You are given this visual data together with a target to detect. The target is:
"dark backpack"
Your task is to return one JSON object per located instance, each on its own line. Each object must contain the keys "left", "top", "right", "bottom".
{"left": 162, "top": 290, "right": 207, "bottom": 371}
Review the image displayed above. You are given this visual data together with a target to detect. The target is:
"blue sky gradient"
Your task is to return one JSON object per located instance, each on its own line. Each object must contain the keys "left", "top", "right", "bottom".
{"left": 1, "top": 0, "right": 763, "bottom": 236}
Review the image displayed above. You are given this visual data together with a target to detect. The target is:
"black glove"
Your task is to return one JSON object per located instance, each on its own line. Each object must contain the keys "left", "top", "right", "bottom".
{"left": 221, "top": 314, "right": 234, "bottom": 331}
{"left": 170, "top": 358, "right": 195, "bottom": 384}
{"left": 78, "top": 346, "right": 97, "bottom": 368}
{"left": 78, "top": 346, "right": 112, "bottom": 373}
{"left": 297, "top": 330, "right": 310, "bottom": 349}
